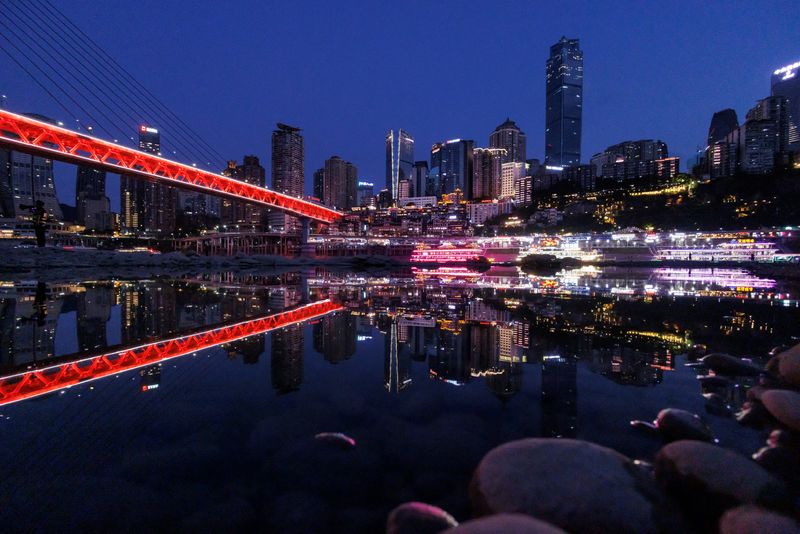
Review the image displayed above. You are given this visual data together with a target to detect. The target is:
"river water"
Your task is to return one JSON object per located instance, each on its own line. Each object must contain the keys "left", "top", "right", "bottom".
{"left": 0, "top": 266, "right": 798, "bottom": 532}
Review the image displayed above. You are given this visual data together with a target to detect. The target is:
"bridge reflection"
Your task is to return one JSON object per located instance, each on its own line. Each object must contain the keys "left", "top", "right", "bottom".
{"left": 0, "top": 299, "right": 342, "bottom": 406}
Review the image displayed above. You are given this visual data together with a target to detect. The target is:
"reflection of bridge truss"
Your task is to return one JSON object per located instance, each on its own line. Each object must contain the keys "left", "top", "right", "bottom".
{"left": 0, "top": 299, "right": 342, "bottom": 406}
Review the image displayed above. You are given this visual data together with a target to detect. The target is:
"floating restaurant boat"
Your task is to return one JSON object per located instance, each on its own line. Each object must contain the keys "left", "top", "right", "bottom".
{"left": 655, "top": 239, "right": 780, "bottom": 262}
{"left": 409, "top": 243, "right": 483, "bottom": 263}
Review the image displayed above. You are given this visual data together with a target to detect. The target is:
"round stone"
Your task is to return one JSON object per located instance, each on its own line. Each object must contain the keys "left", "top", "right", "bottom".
{"left": 386, "top": 502, "right": 458, "bottom": 534}
{"left": 443, "top": 514, "right": 566, "bottom": 534}
{"left": 761, "top": 389, "right": 800, "bottom": 432}
{"left": 470, "top": 438, "right": 660, "bottom": 533}
{"left": 719, "top": 505, "right": 799, "bottom": 534}
{"left": 777, "top": 344, "right": 800, "bottom": 387}
{"left": 701, "top": 353, "right": 761, "bottom": 377}
{"left": 654, "top": 440, "right": 788, "bottom": 523}
{"left": 655, "top": 408, "right": 715, "bottom": 442}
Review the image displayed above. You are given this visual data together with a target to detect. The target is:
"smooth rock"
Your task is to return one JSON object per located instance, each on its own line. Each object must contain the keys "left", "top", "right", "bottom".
{"left": 386, "top": 502, "right": 458, "bottom": 534}
{"left": 470, "top": 438, "right": 661, "bottom": 533}
{"left": 761, "top": 389, "right": 800, "bottom": 432}
{"left": 753, "top": 445, "right": 800, "bottom": 490}
{"left": 701, "top": 353, "right": 761, "bottom": 377}
{"left": 443, "top": 514, "right": 566, "bottom": 534}
{"left": 777, "top": 344, "right": 800, "bottom": 387}
{"left": 655, "top": 408, "right": 715, "bottom": 442}
{"left": 719, "top": 505, "right": 799, "bottom": 534}
{"left": 654, "top": 440, "right": 788, "bottom": 524}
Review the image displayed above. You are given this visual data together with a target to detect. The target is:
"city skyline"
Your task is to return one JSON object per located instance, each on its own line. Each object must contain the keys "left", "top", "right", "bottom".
{"left": 1, "top": 1, "right": 797, "bottom": 208}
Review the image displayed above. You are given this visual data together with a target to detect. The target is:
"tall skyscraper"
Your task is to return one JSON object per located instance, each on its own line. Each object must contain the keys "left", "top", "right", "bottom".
{"left": 707, "top": 109, "right": 739, "bottom": 147}
{"left": 545, "top": 37, "right": 583, "bottom": 168}
{"left": 430, "top": 139, "right": 474, "bottom": 199}
{"left": 356, "top": 181, "right": 374, "bottom": 206}
{"left": 0, "top": 114, "right": 62, "bottom": 220}
{"left": 121, "top": 125, "right": 176, "bottom": 235}
{"left": 270, "top": 123, "right": 305, "bottom": 233}
{"left": 313, "top": 168, "right": 324, "bottom": 201}
{"left": 472, "top": 147, "right": 506, "bottom": 199}
{"left": 771, "top": 60, "right": 800, "bottom": 151}
{"left": 489, "top": 118, "right": 527, "bottom": 163}
{"left": 385, "top": 129, "right": 414, "bottom": 200}
{"left": 75, "top": 166, "right": 111, "bottom": 231}
{"left": 411, "top": 161, "right": 429, "bottom": 197}
{"left": 322, "top": 156, "right": 357, "bottom": 209}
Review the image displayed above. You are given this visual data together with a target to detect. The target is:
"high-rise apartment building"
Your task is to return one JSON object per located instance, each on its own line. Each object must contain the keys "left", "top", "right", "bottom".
{"left": 386, "top": 129, "right": 414, "bottom": 200}
{"left": 430, "top": 139, "right": 474, "bottom": 199}
{"left": 500, "top": 162, "right": 526, "bottom": 199}
{"left": 121, "top": 125, "right": 176, "bottom": 235}
{"left": 356, "top": 181, "right": 375, "bottom": 207}
{"left": 545, "top": 37, "right": 583, "bottom": 168}
{"left": 489, "top": 118, "right": 526, "bottom": 163}
{"left": 270, "top": 123, "right": 304, "bottom": 233}
{"left": 0, "top": 114, "right": 62, "bottom": 220}
{"left": 472, "top": 147, "right": 506, "bottom": 199}
{"left": 590, "top": 139, "right": 674, "bottom": 181}
{"left": 76, "top": 166, "right": 111, "bottom": 231}
{"left": 313, "top": 168, "right": 324, "bottom": 201}
{"left": 771, "top": 60, "right": 800, "bottom": 151}
{"left": 707, "top": 109, "right": 740, "bottom": 147}
{"left": 322, "top": 156, "right": 357, "bottom": 209}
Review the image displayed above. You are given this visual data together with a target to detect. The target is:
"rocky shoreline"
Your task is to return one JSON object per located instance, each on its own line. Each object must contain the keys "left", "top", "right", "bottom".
{"left": 385, "top": 345, "right": 800, "bottom": 533}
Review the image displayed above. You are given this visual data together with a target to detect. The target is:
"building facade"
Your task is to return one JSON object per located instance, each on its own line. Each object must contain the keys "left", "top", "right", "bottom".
{"left": 430, "top": 139, "right": 474, "bottom": 199}
{"left": 270, "top": 123, "right": 304, "bottom": 233}
{"left": 545, "top": 37, "right": 583, "bottom": 168}
{"left": 76, "top": 166, "right": 110, "bottom": 231}
{"left": 472, "top": 147, "right": 506, "bottom": 200}
{"left": 323, "top": 156, "right": 357, "bottom": 210}
{"left": 489, "top": 118, "right": 527, "bottom": 163}
{"left": 771, "top": 60, "right": 800, "bottom": 151}
{"left": 385, "top": 129, "right": 414, "bottom": 200}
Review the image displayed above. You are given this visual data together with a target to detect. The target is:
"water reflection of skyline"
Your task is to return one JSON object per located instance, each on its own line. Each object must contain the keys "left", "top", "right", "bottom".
{"left": 1, "top": 272, "right": 797, "bottom": 439}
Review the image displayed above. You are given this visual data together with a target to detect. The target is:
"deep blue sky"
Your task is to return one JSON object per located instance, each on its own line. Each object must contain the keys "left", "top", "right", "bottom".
{"left": 2, "top": 0, "right": 798, "bottom": 209}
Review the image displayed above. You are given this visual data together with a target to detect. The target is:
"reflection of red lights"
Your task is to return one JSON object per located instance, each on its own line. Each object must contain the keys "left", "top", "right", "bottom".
{"left": 0, "top": 110, "right": 340, "bottom": 224}
{"left": 0, "top": 300, "right": 342, "bottom": 406}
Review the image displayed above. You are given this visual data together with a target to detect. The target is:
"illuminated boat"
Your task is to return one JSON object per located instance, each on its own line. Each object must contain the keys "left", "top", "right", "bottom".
{"left": 655, "top": 239, "right": 779, "bottom": 262}
{"left": 410, "top": 243, "right": 483, "bottom": 263}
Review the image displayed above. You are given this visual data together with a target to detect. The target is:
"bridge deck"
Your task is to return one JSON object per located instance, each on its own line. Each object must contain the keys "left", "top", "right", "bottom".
{"left": 0, "top": 109, "right": 341, "bottom": 224}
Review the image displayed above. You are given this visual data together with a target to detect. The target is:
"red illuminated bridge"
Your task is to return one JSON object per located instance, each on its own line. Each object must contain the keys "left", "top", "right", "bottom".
{"left": 0, "top": 109, "right": 342, "bottom": 224}
{"left": 0, "top": 299, "right": 343, "bottom": 407}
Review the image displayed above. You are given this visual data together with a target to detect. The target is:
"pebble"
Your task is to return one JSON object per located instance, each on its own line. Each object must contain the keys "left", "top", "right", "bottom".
{"left": 654, "top": 440, "right": 789, "bottom": 525}
{"left": 443, "top": 514, "right": 566, "bottom": 534}
{"left": 654, "top": 408, "right": 715, "bottom": 442}
{"left": 761, "top": 389, "right": 800, "bottom": 432}
{"left": 718, "top": 505, "right": 799, "bottom": 534}
{"left": 777, "top": 344, "right": 800, "bottom": 387}
{"left": 470, "top": 438, "right": 661, "bottom": 533}
{"left": 386, "top": 502, "right": 458, "bottom": 534}
{"left": 700, "top": 354, "right": 761, "bottom": 377}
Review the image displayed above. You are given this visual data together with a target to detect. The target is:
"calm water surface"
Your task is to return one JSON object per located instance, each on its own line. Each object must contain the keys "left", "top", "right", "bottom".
{"left": 0, "top": 266, "right": 798, "bottom": 532}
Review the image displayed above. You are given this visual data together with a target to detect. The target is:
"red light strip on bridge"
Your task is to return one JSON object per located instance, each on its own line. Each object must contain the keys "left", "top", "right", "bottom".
{"left": 0, "top": 109, "right": 341, "bottom": 224}
{"left": 0, "top": 299, "right": 342, "bottom": 406}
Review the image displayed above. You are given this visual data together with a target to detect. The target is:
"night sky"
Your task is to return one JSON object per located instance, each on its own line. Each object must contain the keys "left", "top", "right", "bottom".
{"left": 1, "top": 0, "right": 798, "bottom": 209}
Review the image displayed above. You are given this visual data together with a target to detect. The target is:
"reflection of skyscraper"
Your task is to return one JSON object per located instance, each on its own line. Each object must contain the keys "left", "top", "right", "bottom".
{"left": 271, "top": 326, "right": 303, "bottom": 394}
{"left": 541, "top": 353, "right": 577, "bottom": 438}
{"left": 384, "top": 321, "right": 411, "bottom": 393}
{"left": 226, "top": 334, "right": 265, "bottom": 364}
{"left": 312, "top": 312, "right": 356, "bottom": 364}
{"left": 77, "top": 285, "right": 112, "bottom": 352}
{"left": 545, "top": 37, "right": 583, "bottom": 168}
{"left": 429, "top": 328, "right": 471, "bottom": 384}
{"left": 386, "top": 129, "right": 414, "bottom": 200}
{"left": 486, "top": 360, "right": 522, "bottom": 400}
{"left": 120, "top": 282, "right": 178, "bottom": 343}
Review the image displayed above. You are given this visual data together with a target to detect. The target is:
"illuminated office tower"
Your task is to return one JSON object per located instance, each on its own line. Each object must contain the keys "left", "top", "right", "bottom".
{"left": 270, "top": 123, "right": 304, "bottom": 233}
{"left": 121, "top": 125, "right": 176, "bottom": 235}
{"left": 412, "top": 161, "right": 429, "bottom": 197}
{"left": 385, "top": 129, "right": 414, "bottom": 200}
{"left": 545, "top": 37, "right": 583, "bottom": 168}
{"left": 771, "top": 59, "right": 800, "bottom": 150}
{"left": 489, "top": 118, "right": 527, "bottom": 163}
{"left": 430, "top": 139, "right": 474, "bottom": 199}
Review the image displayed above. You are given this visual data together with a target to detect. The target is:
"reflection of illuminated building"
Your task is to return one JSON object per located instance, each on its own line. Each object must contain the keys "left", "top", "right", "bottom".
{"left": 271, "top": 325, "right": 303, "bottom": 394}
{"left": 313, "top": 312, "right": 356, "bottom": 364}
{"left": 469, "top": 323, "right": 498, "bottom": 375}
{"left": 541, "top": 353, "right": 577, "bottom": 438}
{"left": 77, "top": 286, "right": 112, "bottom": 352}
{"left": 226, "top": 334, "right": 265, "bottom": 364}
{"left": 429, "top": 329, "right": 471, "bottom": 384}
{"left": 11, "top": 290, "right": 62, "bottom": 365}
{"left": 590, "top": 346, "right": 663, "bottom": 386}
{"left": 486, "top": 360, "right": 522, "bottom": 400}
{"left": 385, "top": 322, "right": 412, "bottom": 393}
{"left": 121, "top": 283, "right": 178, "bottom": 343}
{"left": 140, "top": 364, "right": 161, "bottom": 392}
